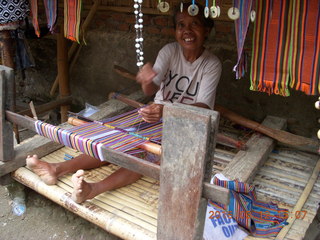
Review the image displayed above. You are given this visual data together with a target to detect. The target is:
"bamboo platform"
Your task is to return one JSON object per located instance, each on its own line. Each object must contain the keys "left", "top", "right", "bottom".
{"left": 11, "top": 140, "right": 320, "bottom": 240}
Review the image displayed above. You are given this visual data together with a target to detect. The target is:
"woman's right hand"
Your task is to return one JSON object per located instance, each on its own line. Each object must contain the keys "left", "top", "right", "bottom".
{"left": 136, "top": 63, "right": 159, "bottom": 96}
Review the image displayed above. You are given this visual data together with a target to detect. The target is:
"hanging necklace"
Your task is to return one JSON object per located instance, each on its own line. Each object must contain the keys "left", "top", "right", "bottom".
{"left": 134, "top": 0, "right": 144, "bottom": 68}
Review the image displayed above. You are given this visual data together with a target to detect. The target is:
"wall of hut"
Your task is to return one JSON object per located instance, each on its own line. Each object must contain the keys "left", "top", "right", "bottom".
{"left": 17, "top": 0, "right": 319, "bottom": 138}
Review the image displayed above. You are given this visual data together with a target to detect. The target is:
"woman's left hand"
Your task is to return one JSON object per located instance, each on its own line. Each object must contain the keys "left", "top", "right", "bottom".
{"left": 138, "top": 104, "right": 164, "bottom": 123}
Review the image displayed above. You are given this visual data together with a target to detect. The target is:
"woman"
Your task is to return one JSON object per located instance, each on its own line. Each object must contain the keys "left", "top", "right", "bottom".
{"left": 26, "top": 2, "right": 221, "bottom": 203}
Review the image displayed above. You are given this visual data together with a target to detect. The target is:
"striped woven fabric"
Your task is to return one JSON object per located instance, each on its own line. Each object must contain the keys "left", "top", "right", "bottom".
{"left": 29, "top": 0, "right": 40, "bottom": 37}
{"left": 35, "top": 109, "right": 162, "bottom": 161}
{"left": 43, "top": 0, "right": 58, "bottom": 33}
{"left": 99, "top": 108, "right": 162, "bottom": 143}
{"left": 64, "top": 0, "right": 82, "bottom": 42}
{"left": 233, "top": 0, "right": 253, "bottom": 79}
{"left": 250, "top": 0, "right": 319, "bottom": 96}
{"left": 290, "top": 0, "right": 320, "bottom": 95}
{"left": 210, "top": 178, "right": 288, "bottom": 237}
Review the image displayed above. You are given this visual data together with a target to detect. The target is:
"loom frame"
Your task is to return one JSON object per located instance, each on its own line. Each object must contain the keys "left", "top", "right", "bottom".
{"left": 0, "top": 67, "right": 229, "bottom": 239}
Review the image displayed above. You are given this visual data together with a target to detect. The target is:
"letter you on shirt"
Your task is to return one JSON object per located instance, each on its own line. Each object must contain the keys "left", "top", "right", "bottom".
{"left": 161, "top": 71, "right": 199, "bottom": 104}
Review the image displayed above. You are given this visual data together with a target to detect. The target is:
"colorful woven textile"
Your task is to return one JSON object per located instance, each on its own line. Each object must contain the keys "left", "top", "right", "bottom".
{"left": 29, "top": 0, "right": 58, "bottom": 37}
{"left": 250, "top": 0, "right": 320, "bottom": 96}
{"left": 35, "top": 109, "right": 162, "bottom": 161}
{"left": 210, "top": 177, "right": 288, "bottom": 237}
{"left": 43, "top": 0, "right": 58, "bottom": 33}
{"left": 29, "top": 0, "right": 40, "bottom": 37}
{"left": 233, "top": 0, "right": 253, "bottom": 79}
{"left": 64, "top": 0, "right": 82, "bottom": 42}
{"left": 290, "top": 0, "right": 320, "bottom": 95}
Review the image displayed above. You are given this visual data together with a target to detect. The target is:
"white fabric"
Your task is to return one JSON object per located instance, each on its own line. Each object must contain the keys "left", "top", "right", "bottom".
{"left": 152, "top": 42, "right": 222, "bottom": 109}
{"left": 203, "top": 204, "right": 248, "bottom": 240}
{"left": 203, "top": 173, "right": 248, "bottom": 240}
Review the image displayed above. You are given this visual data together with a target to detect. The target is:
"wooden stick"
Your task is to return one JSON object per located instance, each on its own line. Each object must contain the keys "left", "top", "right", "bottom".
{"left": 215, "top": 105, "right": 319, "bottom": 154}
{"left": 17, "top": 96, "right": 72, "bottom": 116}
{"left": 108, "top": 92, "right": 247, "bottom": 150}
{"left": 113, "top": 65, "right": 319, "bottom": 154}
{"left": 276, "top": 158, "right": 320, "bottom": 240}
{"left": 29, "top": 101, "right": 38, "bottom": 120}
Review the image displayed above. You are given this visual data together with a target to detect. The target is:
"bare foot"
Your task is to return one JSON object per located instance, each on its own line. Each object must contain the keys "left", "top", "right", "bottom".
{"left": 26, "top": 155, "right": 58, "bottom": 185}
{"left": 71, "top": 170, "right": 97, "bottom": 203}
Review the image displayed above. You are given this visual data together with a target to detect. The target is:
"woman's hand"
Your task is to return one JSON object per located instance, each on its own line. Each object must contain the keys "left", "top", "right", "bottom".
{"left": 136, "top": 63, "right": 159, "bottom": 96}
{"left": 138, "top": 104, "right": 164, "bottom": 123}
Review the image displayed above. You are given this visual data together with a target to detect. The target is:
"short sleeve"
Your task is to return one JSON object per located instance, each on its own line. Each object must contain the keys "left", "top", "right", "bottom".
{"left": 196, "top": 56, "right": 222, "bottom": 109}
{"left": 152, "top": 43, "right": 176, "bottom": 86}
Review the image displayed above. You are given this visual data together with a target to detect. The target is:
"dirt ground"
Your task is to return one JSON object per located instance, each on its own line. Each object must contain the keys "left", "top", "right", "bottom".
{"left": 0, "top": 184, "right": 120, "bottom": 240}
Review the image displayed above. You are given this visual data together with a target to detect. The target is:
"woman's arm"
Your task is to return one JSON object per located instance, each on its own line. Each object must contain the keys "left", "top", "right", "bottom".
{"left": 136, "top": 63, "right": 159, "bottom": 96}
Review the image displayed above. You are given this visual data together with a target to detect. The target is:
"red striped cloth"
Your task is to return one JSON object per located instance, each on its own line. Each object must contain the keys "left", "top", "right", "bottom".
{"left": 64, "top": 0, "right": 82, "bottom": 42}
{"left": 290, "top": 0, "right": 320, "bottom": 95}
{"left": 29, "top": 0, "right": 40, "bottom": 37}
{"left": 250, "top": 0, "right": 319, "bottom": 96}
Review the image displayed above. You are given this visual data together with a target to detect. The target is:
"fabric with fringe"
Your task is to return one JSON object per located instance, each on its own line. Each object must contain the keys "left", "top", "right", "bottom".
{"left": 250, "top": 0, "right": 319, "bottom": 96}
{"left": 64, "top": 0, "right": 82, "bottom": 42}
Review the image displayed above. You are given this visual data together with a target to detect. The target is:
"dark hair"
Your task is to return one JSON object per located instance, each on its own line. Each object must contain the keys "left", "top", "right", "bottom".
{"left": 173, "top": 2, "right": 214, "bottom": 29}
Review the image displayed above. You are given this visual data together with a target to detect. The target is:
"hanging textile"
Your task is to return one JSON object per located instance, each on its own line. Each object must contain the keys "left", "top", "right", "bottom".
{"left": 233, "top": 0, "right": 253, "bottom": 79}
{"left": 210, "top": 175, "right": 288, "bottom": 238}
{"left": 29, "top": 0, "right": 58, "bottom": 37}
{"left": 29, "top": 0, "right": 40, "bottom": 37}
{"left": 43, "top": 0, "right": 58, "bottom": 33}
{"left": 64, "top": 0, "right": 82, "bottom": 42}
{"left": 250, "top": 0, "right": 320, "bottom": 96}
{"left": 290, "top": 0, "right": 320, "bottom": 95}
{"left": 250, "top": 0, "right": 292, "bottom": 96}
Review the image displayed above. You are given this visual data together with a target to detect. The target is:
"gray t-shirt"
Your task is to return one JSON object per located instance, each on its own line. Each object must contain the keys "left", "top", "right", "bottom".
{"left": 152, "top": 42, "right": 222, "bottom": 109}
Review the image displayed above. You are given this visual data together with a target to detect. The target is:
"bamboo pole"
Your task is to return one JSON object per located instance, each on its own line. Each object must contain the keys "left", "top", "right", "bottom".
{"left": 57, "top": 27, "right": 70, "bottom": 123}
{"left": 50, "top": 0, "right": 101, "bottom": 96}
{"left": 276, "top": 159, "right": 320, "bottom": 240}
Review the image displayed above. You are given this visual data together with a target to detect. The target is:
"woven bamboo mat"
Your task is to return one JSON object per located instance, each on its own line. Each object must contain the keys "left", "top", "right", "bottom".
{"left": 212, "top": 147, "right": 320, "bottom": 240}
{"left": 12, "top": 147, "right": 159, "bottom": 240}
{"left": 12, "top": 144, "right": 319, "bottom": 240}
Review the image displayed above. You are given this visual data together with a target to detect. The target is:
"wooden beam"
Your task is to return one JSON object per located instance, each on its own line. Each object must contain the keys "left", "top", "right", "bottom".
{"left": 0, "top": 67, "right": 14, "bottom": 162}
{"left": 6, "top": 109, "right": 229, "bottom": 205}
{"left": 17, "top": 96, "right": 72, "bottom": 116}
{"left": 157, "top": 103, "right": 219, "bottom": 240}
{"left": 5, "top": 110, "right": 37, "bottom": 132}
{"left": 222, "top": 116, "right": 286, "bottom": 183}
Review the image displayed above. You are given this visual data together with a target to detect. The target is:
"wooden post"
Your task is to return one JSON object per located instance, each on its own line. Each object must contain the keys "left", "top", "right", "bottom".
{"left": 0, "top": 66, "right": 14, "bottom": 162}
{"left": 57, "top": 27, "right": 70, "bottom": 123}
{"left": 157, "top": 103, "right": 219, "bottom": 240}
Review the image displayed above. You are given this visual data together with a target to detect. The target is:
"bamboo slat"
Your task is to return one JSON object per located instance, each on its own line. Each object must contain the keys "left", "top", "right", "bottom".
{"left": 11, "top": 135, "right": 320, "bottom": 240}
{"left": 13, "top": 148, "right": 158, "bottom": 240}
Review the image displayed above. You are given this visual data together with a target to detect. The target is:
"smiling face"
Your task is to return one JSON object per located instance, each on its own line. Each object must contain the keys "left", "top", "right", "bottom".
{"left": 175, "top": 10, "right": 210, "bottom": 61}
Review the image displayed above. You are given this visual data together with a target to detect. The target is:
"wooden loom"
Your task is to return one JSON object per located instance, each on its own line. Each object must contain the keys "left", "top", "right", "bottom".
{"left": 1, "top": 66, "right": 320, "bottom": 240}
